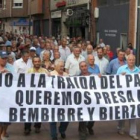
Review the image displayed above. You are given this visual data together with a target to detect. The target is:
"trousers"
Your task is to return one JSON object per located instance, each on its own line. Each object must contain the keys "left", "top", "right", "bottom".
{"left": 24, "top": 123, "right": 41, "bottom": 131}
{"left": 50, "top": 122, "right": 69, "bottom": 139}
{"left": 117, "top": 119, "right": 137, "bottom": 135}
{"left": 79, "top": 121, "right": 95, "bottom": 140}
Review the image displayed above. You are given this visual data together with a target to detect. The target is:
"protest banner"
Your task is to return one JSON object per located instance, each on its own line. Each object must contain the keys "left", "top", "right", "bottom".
{"left": 0, "top": 73, "right": 140, "bottom": 122}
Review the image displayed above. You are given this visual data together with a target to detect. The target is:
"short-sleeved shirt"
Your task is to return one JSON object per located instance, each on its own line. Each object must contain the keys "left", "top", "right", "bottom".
{"left": 59, "top": 45, "right": 71, "bottom": 62}
{"left": 65, "top": 53, "right": 85, "bottom": 76}
{"left": 27, "top": 67, "right": 49, "bottom": 74}
{"left": 14, "top": 58, "right": 33, "bottom": 73}
{"left": 106, "top": 58, "right": 126, "bottom": 75}
{"left": 5, "top": 63, "right": 15, "bottom": 73}
{"left": 88, "top": 64, "right": 100, "bottom": 74}
{"left": 50, "top": 70, "right": 68, "bottom": 76}
{"left": 36, "top": 47, "right": 44, "bottom": 56}
{"left": 117, "top": 64, "right": 140, "bottom": 74}
{"left": 95, "top": 56, "right": 109, "bottom": 75}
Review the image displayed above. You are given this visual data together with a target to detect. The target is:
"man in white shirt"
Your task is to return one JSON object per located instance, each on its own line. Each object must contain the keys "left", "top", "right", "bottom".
{"left": 13, "top": 51, "right": 33, "bottom": 135}
{"left": 65, "top": 47, "right": 85, "bottom": 76}
{"left": 14, "top": 51, "right": 32, "bottom": 73}
{"left": 95, "top": 47, "right": 109, "bottom": 75}
{"left": 59, "top": 38, "right": 71, "bottom": 62}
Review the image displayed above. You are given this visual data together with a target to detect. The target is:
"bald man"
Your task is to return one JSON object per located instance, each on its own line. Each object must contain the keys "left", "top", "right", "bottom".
{"left": 79, "top": 61, "right": 95, "bottom": 140}
{"left": 117, "top": 54, "right": 139, "bottom": 74}
{"left": 83, "top": 45, "right": 97, "bottom": 59}
{"left": 87, "top": 54, "right": 100, "bottom": 75}
{"left": 117, "top": 54, "right": 140, "bottom": 140}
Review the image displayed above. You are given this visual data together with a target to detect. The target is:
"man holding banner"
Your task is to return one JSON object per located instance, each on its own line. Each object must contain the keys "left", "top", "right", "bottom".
{"left": 24, "top": 56, "right": 49, "bottom": 135}
{"left": 87, "top": 54, "right": 100, "bottom": 75}
{"left": 117, "top": 54, "right": 140, "bottom": 140}
{"left": 78, "top": 61, "right": 95, "bottom": 140}
{"left": 0, "top": 51, "right": 15, "bottom": 140}
{"left": 50, "top": 59, "right": 69, "bottom": 140}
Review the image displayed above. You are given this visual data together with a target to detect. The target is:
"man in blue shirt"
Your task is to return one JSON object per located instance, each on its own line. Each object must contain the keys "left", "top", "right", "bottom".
{"left": 87, "top": 54, "right": 100, "bottom": 75}
{"left": 36, "top": 40, "right": 45, "bottom": 56}
{"left": 106, "top": 49, "right": 126, "bottom": 74}
{"left": 0, "top": 51, "right": 15, "bottom": 73}
{"left": 117, "top": 54, "right": 139, "bottom": 140}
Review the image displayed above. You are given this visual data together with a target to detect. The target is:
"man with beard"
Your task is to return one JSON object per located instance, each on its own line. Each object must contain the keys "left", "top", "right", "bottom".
{"left": 95, "top": 47, "right": 109, "bottom": 75}
{"left": 24, "top": 56, "right": 49, "bottom": 135}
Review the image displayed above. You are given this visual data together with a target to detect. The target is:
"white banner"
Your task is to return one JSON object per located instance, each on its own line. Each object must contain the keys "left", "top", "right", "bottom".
{"left": 0, "top": 73, "right": 140, "bottom": 122}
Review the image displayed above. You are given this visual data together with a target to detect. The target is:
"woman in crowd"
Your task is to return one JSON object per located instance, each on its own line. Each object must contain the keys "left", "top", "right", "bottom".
{"left": 42, "top": 50, "right": 53, "bottom": 71}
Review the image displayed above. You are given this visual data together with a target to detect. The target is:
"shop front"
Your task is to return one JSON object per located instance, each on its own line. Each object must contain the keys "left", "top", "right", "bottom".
{"left": 65, "top": 5, "right": 90, "bottom": 39}
{"left": 51, "top": 10, "right": 61, "bottom": 38}
{"left": 50, "top": 0, "right": 90, "bottom": 39}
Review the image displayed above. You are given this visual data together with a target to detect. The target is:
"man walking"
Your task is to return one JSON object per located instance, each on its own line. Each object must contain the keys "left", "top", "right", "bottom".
{"left": 50, "top": 59, "right": 69, "bottom": 140}
{"left": 117, "top": 54, "right": 139, "bottom": 140}
{"left": 78, "top": 61, "right": 95, "bottom": 140}
{"left": 0, "top": 51, "right": 14, "bottom": 140}
{"left": 25, "top": 56, "right": 49, "bottom": 135}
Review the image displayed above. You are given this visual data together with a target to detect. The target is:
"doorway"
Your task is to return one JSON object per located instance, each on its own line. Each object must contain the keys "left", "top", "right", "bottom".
{"left": 120, "top": 33, "right": 127, "bottom": 50}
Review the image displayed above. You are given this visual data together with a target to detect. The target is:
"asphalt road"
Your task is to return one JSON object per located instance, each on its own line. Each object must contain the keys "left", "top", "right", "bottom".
{"left": 7, "top": 120, "right": 140, "bottom": 140}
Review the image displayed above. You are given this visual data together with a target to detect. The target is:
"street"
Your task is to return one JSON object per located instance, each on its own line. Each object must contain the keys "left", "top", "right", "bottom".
{"left": 8, "top": 120, "right": 140, "bottom": 140}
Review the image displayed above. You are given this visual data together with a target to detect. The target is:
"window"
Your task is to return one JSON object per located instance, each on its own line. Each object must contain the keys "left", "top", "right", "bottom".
{"left": 98, "top": 0, "right": 108, "bottom": 7}
{"left": 114, "top": 0, "right": 129, "bottom": 5}
{"left": 0, "top": 0, "right": 2, "bottom": 8}
{"left": 13, "top": 0, "right": 23, "bottom": 8}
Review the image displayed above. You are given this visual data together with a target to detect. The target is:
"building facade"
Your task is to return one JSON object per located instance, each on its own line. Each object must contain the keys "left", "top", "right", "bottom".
{"left": 94, "top": 0, "right": 137, "bottom": 51}
{"left": 29, "top": 0, "right": 50, "bottom": 36}
{"left": 0, "top": 0, "right": 32, "bottom": 34}
{"left": 50, "top": 0, "right": 92, "bottom": 40}
{"left": 50, "top": 0, "right": 138, "bottom": 51}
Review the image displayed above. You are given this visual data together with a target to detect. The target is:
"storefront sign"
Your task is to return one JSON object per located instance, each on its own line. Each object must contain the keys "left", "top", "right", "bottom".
{"left": 67, "top": 0, "right": 77, "bottom": 5}
{"left": 104, "top": 30, "right": 118, "bottom": 37}
{"left": 67, "top": 0, "right": 89, "bottom": 7}
{"left": 56, "top": 1, "right": 66, "bottom": 8}
{"left": 51, "top": 11, "right": 62, "bottom": 18}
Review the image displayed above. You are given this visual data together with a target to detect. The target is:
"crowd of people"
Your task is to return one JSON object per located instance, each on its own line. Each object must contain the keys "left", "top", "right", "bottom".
{"left": 0, "top": 32, "right": 139, "bottom": 140}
